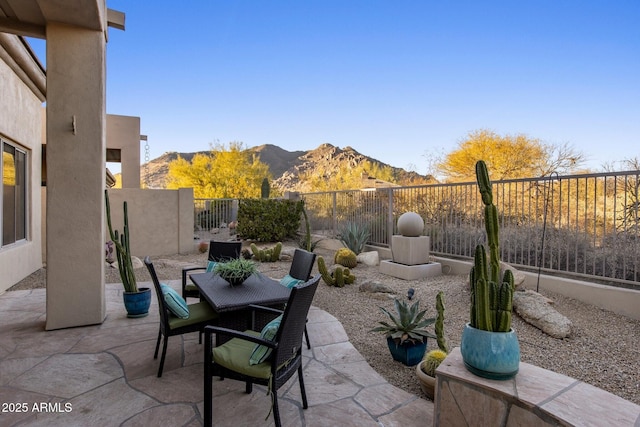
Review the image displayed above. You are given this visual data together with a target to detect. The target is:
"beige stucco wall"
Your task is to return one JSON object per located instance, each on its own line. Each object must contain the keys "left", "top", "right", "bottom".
{"left": 105, "top": 114, "right": 141, "bottom": 189}
{"left": 106, "top": 188, "right": 195, "bottom": 257}
{"left": 0, "top": 37, "right": 44, "bottom": 295}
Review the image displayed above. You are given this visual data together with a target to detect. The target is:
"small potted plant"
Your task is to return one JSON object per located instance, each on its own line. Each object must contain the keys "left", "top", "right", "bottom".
{"left": 460, "top": 160, "right": 520, "bottom": 380}
{"left": 214, "top": 257, "right": 257, "bottom": 286}
{"left": 416, "top": 290, "right": 448, "bottom": 399}
{"left": 371, "top": 298, "right": 436, "bottom": 366}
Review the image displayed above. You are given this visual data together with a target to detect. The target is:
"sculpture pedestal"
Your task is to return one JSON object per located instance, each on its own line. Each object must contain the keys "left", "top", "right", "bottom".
{"left": 392, "top": 235, "right": 430, "bottom": 265}
{"left": 379, "top": 260, "right": 442, "bottom": 280}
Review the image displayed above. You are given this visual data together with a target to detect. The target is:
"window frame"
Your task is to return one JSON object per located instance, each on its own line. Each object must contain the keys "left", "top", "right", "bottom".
{"left": 1, "top": 137, "right": 29, "bottom": 247}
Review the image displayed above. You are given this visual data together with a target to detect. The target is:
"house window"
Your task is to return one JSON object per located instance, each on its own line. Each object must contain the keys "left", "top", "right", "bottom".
{"left": 2, "top": 139, "right": 27, "bottom": 246}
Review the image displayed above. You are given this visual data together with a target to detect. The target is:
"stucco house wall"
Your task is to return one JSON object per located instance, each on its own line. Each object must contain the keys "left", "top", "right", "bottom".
{"left": 0, "top": 35, "right": 44, "bottom": 294}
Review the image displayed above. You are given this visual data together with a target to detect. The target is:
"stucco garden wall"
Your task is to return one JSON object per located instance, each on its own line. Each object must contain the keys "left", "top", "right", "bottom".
{"left": 105, "top": 188, "right": 195, "bottom": 257}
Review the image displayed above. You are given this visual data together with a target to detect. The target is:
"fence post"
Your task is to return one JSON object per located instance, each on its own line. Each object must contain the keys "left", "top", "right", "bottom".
{"left": 387, "top": 188, "right": 394, "bottom": 250}
{"left": 332, "top": 192, "right": 338, "bottom": 236}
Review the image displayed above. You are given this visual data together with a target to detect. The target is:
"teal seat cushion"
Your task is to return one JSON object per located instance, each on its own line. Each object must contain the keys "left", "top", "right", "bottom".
{"left": 249, "top": 315, "right": 282, "bottom": 365}
{"left": 280, "top": 274, "right": 304, "bottom": 289}
{"left": 206, "top": 261, "right": 218, "bottom": 272}
{"left": 161, "top": 283, "right": 189, "bottom": 319}
{"left": 212, "top": 330, "right": 272, "bottom": 379}
{"left": 168, "top": 301, "right": 217, "bottom": 329}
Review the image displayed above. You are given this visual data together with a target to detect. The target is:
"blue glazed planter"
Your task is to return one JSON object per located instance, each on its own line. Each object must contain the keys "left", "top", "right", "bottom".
{"left": 460, "top": 323, "right": 520, "bottom": 380}
{"left": 386, "top": 337, "right": 427, "bottom": 366}
{"left": 123, "top": 287, "right": 151, "bottom": 318}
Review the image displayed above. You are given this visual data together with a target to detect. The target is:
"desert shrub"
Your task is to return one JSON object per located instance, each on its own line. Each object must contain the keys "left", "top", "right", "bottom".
{"left": 237, "top": 199, "right": 303, "bottom": 241}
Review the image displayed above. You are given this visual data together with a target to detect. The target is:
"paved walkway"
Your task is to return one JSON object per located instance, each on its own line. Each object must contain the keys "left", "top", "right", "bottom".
{"left": 0, "top": 281, "right": 433, "bottom": 426}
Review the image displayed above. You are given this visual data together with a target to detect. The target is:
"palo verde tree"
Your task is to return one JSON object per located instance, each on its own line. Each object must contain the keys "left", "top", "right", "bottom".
{"left": 166, "top": 141, "right": 271, "bottom": 198}
{"left": 437, "top": 129, "right": 584, "bottom": 182}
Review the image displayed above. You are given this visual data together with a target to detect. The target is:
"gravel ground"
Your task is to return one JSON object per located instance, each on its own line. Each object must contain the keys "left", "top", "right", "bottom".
{"left": 8, "top": 242, "right": 639, "bottom": 405}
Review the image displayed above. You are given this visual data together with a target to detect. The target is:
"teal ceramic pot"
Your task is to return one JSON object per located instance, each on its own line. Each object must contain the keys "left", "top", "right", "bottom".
{"left": 123, "top": 287, "right": 151, "bottom": 318}
{"left": 460, "top": 323, "right": 520, "bottom": 380}
{"left": 386, "top": 337, "right": 427, "bottom": 366}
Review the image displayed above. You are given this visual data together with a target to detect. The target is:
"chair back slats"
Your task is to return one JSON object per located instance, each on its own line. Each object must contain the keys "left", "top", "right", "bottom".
{"left": 288, "top": 249, "right": 316, "bottom": 281}
{"left": 273, "top": 275, "right": 320, "bottom": 367}
{"left": 144, "top": 257, "right": 171, "bottom": 332}
{"left": 208, "top": 240, "right": 242, "bottom": 262}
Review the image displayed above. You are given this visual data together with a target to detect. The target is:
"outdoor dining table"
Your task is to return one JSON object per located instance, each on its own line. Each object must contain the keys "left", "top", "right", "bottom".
{"left": 189, "top": 271, "right": 291, "bottom": 344}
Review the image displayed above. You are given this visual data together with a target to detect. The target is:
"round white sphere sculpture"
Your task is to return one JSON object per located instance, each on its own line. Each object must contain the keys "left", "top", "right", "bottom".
{"left": 397, "top": 212, "right": 424, "bottom": 237}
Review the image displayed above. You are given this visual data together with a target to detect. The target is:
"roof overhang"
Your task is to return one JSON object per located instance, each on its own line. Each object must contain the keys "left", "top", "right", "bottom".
{"left": 0, "top": 1, "right": 124, "bottom": 39}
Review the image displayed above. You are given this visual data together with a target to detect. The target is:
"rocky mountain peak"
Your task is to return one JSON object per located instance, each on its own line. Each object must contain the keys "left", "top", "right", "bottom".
{"left": 138, "top": 144, "right": 432, "bottom": 192}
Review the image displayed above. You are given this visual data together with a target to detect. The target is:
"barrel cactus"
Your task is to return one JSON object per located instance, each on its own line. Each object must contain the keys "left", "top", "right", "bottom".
{"left": 422, "top": 349, "right": 447, "bottom": 376}
{"left": 334, "top": 248, "right": 357, "bottom": 268}
{"left": 318, "top": 256, "right": 356, "bottom": 287}
{"left": 469, "top": 160, "right": 515, "bottom": 332}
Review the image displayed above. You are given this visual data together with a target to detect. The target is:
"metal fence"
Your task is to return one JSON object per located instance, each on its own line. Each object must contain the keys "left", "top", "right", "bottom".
{"left": 193, "top": 198, "right": 237, "bottom": 239}
{"left": 300, "top": 171, "right": 640, "bottom": 289}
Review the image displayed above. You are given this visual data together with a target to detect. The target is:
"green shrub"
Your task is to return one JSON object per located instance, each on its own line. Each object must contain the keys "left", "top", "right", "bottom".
{"left": 236, "top": 199, "right": 303, "bottom": 241}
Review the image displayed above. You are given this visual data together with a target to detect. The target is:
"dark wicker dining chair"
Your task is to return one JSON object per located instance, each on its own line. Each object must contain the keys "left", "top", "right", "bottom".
{"left": 280, "top": 249, "right": 316, "bottom": 348}
{"left": 181, "top": 240, "right": 242, "bottom": 299}
{"left": 145, "top": 257, "right": 218, "bottom": 377}
{"left": 203, "top": 275, "right": 320, "bottom": 427}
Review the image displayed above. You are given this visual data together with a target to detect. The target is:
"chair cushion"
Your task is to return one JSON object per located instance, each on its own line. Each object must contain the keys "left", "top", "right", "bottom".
{"left": 249, "top": 315, "right": 282, "bottom": 365}
{"left": 206, "top": 261, "right": 218, "bottom": 272}
{"left": 168, "top": 301, "right": 217, "bottom": 329}
{"left": 161, "top": 284, "right": 189, "bottom": 319}
{"left": 280, "top": 274, "right": 304, "bottom": 289}
{"left": 213, "top": 330, "right": 272, "bottom": 379}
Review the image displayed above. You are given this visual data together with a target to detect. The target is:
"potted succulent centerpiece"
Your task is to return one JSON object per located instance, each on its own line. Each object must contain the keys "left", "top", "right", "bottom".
{"left": 105, "top": 190, "right": 151, "bottom": 318}
{"left": 460, "top": 160, "right": 520, "bottom": 380}
{"left": 372, "top": 298, "right": 436, "bottom": 366}
{"left": 416, "top": 290, "right": 449, "bottom": 399}
{"left": 214, "top": 257, "right": 257, "bottom": 286}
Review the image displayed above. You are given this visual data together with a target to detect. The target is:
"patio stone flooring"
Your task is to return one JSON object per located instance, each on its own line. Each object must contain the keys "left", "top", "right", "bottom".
{"left": 0, "top": 281, "right": 433, "bottom": 426}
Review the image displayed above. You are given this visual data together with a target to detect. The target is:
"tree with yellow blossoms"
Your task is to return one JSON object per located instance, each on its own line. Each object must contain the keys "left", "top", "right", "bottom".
{"left": 437, "top": 129, "right": 584, "bottom": 182}
{"left": 166, "top": 141, "right": 272, "bottom": 198}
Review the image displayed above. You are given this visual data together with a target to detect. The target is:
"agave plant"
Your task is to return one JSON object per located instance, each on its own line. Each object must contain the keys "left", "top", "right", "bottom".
{"left": 213, "top": 258, "right": 257, "bottom": 286}
{"left": 338, "top": 221, "right": 371, "bottom": 255}
{"left": 371, "top": 298, "right": 437, "bottom": 345}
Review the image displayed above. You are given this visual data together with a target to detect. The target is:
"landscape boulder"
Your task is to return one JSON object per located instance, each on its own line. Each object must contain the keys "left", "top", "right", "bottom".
{"left": 359, "top": 281, "right": 395, "bottom": 294}
{"left": 513, "top": 290, "right": 572, "bottom": 338}
{"left": 357, "top": 251, "right": 379, "bottom": 266}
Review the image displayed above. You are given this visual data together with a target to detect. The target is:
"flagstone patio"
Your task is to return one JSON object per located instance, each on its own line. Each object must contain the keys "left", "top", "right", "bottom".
{"left": 0, "top": 281, "right": 433, "bottom": 426}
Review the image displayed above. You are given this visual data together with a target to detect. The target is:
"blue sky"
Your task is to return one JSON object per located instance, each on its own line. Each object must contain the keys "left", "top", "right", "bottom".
{"left": 30, "top": 1, "right": 639, "bottom": 176}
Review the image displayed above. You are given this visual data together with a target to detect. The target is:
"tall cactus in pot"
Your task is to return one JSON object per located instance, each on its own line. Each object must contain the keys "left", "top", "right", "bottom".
{"left": 469, "top": 160, "right": 514, "bottom": 332}
{"left": 105, "top": 190, "right": 138, "bottom": 293}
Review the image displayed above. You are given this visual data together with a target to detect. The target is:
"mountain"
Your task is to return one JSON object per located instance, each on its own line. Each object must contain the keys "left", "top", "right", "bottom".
{"left": 138, "top": 143, "right": 433, "bottom": 191}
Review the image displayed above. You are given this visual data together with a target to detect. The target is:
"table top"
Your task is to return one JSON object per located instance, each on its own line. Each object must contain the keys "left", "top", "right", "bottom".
{"left": 190, "top": 271, "right": 291, "bottom": 313}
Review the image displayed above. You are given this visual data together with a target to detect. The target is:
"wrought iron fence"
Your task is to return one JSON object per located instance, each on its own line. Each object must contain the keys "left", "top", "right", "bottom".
{"left": 300, "top": 171, "right": 640, "bottom": 289}
{"left": 193, "top": 198, "right": 237, "bottom": 238}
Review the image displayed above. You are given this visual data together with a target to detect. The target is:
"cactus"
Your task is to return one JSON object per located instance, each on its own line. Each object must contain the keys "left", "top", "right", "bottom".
{"left": 334, "top": 248, "right": 357, "bottom": 268}
{"left": 434, "top": 291, "right": 449, "bottom": 353}
{"left": 105, "top": 190, "right": 138, "bottom": 293}
{"left": 250, "top": 242, "right": 282, "bottom": 262}
{"left": 261, "top": 178, "right": 270, "bottom": 198}
{"left": 469, "top": 160, "right": 514, "bottom": 332}
{"left": 318, "top": 256, "right": 356, "bottom": 287}
{"left": 422, "top": 349, "right": 448, "bottom": 376}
